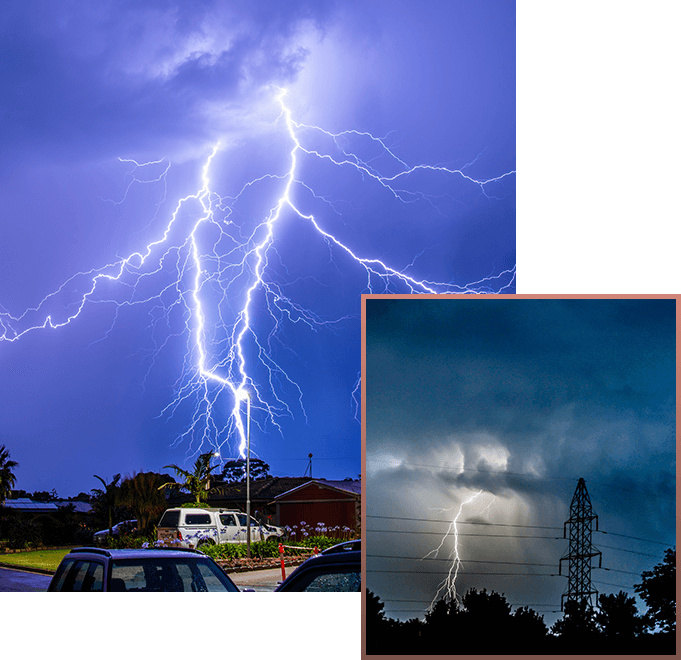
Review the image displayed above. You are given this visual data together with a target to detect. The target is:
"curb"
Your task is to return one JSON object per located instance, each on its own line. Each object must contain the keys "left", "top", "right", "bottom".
{"left": 0, "top": 562, "right": 56, "bottom": 576}
{"left": 218, "top": 556, "right": 310, "bottom": 574}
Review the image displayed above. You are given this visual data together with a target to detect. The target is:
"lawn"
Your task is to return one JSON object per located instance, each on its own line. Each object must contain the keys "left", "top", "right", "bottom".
{"left": 0, "top": 548, "right": 69, "bottom": 572}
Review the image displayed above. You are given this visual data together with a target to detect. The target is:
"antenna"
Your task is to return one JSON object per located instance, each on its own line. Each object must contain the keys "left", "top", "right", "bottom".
{"left": 303, "top": 452, "right": 313, "bottom": 478}
{"left": 559, "top": 477, "right": 602, "bottom": 610}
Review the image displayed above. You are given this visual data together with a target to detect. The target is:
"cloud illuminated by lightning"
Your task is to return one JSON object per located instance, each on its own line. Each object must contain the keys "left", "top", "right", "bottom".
{"left": 0, "top": 89, "right": 515, "bottom": 462}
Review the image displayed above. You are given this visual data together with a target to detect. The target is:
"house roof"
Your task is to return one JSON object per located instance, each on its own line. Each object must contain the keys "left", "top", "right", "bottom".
{"left": 274, "top": 479, "right": 362, "bottom": 500}
{"left": 56, "top": 501, "right": 93, "bottom": 514}
{"left": 165, "top": 476, "right": 314, "bottom": 507}
{"left": 210, "top": 476, "right": 313, "bottom": 500}
{"left": 2, "top": 498, "right": 59, "bottom": 512}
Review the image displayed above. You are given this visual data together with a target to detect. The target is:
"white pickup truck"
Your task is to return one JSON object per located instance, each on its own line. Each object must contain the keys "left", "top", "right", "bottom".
{"left": 156, "top": 507, "right": 284, "bottom": 549}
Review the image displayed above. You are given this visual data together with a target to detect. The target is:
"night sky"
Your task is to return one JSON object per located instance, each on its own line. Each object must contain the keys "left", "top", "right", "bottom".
{"left": 0, "top": 0, "right": 514, "bottom": 497}
{"left": 366, "top": 296, "right": 676, "bottom": 627}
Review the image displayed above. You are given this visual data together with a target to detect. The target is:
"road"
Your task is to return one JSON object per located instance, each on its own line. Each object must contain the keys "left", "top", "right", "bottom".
{"left": 227, "top": 567, "right": 284, "bottom": 592}
{"left": 0, "top": 566, "right": 53, "bottom": 591}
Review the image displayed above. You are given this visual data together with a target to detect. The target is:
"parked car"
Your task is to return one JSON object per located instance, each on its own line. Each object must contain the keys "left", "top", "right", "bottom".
{"left": 47, "top": 547, "right": 240, "bottom": 592}
{"left": 157, "top": 507, "right": 284, "bottom": 549}
{"left": 275, "top": 541, "right": 361, "bottom": 592}
{"left": 92, "top": 519, "right": 137, "bottom": 544}
{"left": 321, "top": 539, "right": 361, "bottom": 554}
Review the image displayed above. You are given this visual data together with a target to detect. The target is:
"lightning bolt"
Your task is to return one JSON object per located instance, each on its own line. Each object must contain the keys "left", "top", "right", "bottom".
{"left": 0, "top": 89, "right": 515, "bottom": 462}
{"left": 425, "top": 490, "right": 496, "bottom": 609}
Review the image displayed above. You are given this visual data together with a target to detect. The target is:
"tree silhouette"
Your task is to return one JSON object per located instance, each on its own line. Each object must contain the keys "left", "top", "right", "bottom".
{"left": 92, "top": 473, "right": 122, "bottom": 537}
{"left": 120, "top": 471, "right": 174, "bottom": 536}
{"left": 220, "top": 458, "right": 271, "bottom": 483}
{"left": 160, "top": 452, "right": 220, "bottom": 504}
{"left": 552, "top": 599, "right": 599, "bottom": 652}
{"left": 512, "top": 605, "right": 549, "bottom": 647}
{"left": 596, "top": 590, "right": 643, "bottom": 638}
{"left": 634, "top": 547, "right": 676, "bottom": 634}
{"left": 0, "top": 445, "right": 18, "bottom": 505}
{"left": 366, "top": 589, "right": 393, "bottom": 655}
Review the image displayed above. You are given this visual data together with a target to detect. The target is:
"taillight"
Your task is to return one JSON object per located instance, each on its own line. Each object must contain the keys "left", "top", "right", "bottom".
{"left": 177, "top": 531, "right": 183, "bottom": 540}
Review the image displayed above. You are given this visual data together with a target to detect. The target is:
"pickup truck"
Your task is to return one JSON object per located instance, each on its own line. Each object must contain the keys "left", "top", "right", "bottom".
{"left": 157, "top": 507, "right": 284, "bottom": 549}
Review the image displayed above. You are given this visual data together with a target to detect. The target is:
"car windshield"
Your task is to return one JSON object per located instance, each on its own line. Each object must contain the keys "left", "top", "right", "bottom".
{"left": 110, "top": 557, "right": 239, "bottom": 592}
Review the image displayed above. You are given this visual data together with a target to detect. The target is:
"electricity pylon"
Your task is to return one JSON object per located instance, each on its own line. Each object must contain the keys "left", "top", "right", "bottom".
{"left": 559, "top": 477, "right": 602, "bottom": 611}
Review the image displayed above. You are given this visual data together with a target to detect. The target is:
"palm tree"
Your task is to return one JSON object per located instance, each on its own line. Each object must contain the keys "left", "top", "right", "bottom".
{"left": 0, "top": 445, "right": 19, "bottom": 506}
{"left": 159, "top": 453, "right": 220, "bottom": 504}
{"left": 120, "top": 472, "right": 174, "bottom": 536}
{"left": 92, "top": 473, "right": 121, "bottom": 537}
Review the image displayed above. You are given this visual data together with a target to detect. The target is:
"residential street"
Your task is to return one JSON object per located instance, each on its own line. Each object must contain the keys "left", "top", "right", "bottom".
{"left": 0, "top": 566, "right": 52, "bottom": 591}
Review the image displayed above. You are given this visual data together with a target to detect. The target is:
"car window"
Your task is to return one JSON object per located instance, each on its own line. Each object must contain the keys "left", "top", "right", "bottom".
{"left": 110, "top": 557, "right": 239, "bottom": 592}
{"left": 158, "top": 510, "right": 181, "bottom": 527}
{"left": 50, "top": 559, "right": 105, "bottom": 592}
{"left": 289, "top": 568, "right": 361, "bottom": 592}
{"left": 219, "top": 514, "right": 237, "bottom": 526}
{"left": 237, "top": 514, "right": 248, "bottom": 526}
{"left": 185, "top": 513, "right": 212, "bottom": 525}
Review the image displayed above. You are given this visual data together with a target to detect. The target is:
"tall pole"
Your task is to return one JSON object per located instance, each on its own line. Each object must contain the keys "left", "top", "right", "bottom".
{"left": 246, "top": 392, "right": 251, "bottom": 559}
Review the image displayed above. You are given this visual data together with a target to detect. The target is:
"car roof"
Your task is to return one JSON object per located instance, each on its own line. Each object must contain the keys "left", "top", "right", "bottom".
{"left": 65, "top": 547, "right": 208, "bottom": 559}
{"left": 274, "top": 549, "right": 360, "bottom": 591}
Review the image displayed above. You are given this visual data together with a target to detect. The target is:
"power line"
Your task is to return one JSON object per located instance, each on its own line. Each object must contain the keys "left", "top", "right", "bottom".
{"left": 595, "top": 530, "right": 673, "bottom": 547}
{"left": 368, "top": 515, "right": 671, "bottom": 548}
{"left": 367, "top": 569, "right": 560, "bottom": 577}
{"left": 367, "top": 554, "right": 556, "bottom": 568}
{"left": 368, "top": 514, "right": 563, "bottom": 530}
{"left": 367, "top": 528, "right": 561, "bottom": 540}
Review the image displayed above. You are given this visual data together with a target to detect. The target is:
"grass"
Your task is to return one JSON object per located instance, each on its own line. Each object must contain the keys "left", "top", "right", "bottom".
{"left": 0, "top": 548, "right": 70, "bottom": 572}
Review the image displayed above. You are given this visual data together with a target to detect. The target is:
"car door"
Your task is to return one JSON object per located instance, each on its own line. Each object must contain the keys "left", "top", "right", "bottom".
{"left": 219, "top": 513, "right": 242, "bottom": 543}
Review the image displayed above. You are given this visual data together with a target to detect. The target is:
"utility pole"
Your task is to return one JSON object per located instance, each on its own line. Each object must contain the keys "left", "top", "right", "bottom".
{"left": 559, "top": 477, "right": 602, "bottom": 611}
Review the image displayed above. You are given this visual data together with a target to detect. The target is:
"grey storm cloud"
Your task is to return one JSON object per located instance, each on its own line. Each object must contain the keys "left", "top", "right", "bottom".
{"left": 0, "top": 0, "right": 336, "bottom": 163}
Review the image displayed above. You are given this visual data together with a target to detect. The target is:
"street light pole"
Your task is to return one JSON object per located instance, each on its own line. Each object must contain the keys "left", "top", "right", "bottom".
{"left": 245, "top": 391, "right": 251, "bottom": 560}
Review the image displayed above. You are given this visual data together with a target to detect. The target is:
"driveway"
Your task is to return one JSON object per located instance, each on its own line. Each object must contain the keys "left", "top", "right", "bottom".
{"left": 0, "top": 566, "right": 52, "bottom": 591}
{"left": 228, "top": 567, "right": 284, "bottom": 592}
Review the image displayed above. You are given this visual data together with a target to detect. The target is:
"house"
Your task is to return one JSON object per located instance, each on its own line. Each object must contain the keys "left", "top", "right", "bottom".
{"left": 273, "top": 479, "right": 361, "bottom": 533}
{"left": 165, "top": 476, "right": 313, "bottom": 526}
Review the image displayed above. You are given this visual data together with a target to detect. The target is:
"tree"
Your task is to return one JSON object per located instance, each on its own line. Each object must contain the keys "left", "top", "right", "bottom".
{"left": 634, "top": 548, "right": 676, "bottom": 633}
{"left": 512, "top": 606, "right": 549, "bottom": 644}
{"left": 160, "top": 453, "right": 220, "bottom": 504}
{"left": 596, "top": 591, "right": 643, "bottom": 638}
{"left": 461, "top": 588, "right": 513, "bottom": 653}
{"left": 92, "top": 473, "right": 122, "bottom": 537}
{"left": 552, "top": 599, "right": 599, "bottom": 643}
{"left": 120, "top": 472, "right": 174, "bottom": 536}
{"left": 220, "top": 458, "right": 271, "bottom": 483}
{"left": 366, "top": 590, "right": 400, "bottom": 655}
{"left": 0, "top": 445, "right": 19, "bottom": 505}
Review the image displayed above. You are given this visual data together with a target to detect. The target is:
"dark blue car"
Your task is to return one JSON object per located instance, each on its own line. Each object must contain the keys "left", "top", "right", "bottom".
{"left": 48, "top": 547, "right": 240, "bottom": 592}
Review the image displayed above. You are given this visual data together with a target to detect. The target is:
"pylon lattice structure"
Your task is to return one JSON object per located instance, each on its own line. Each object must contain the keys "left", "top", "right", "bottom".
{"left": 559, "top": 477, "right": 602, "bottom": 611}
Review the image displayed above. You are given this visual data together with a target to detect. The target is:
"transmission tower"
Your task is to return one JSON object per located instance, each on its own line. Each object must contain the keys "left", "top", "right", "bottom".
{"left": 559, "top": 477, "right": 602, "bottom": 611}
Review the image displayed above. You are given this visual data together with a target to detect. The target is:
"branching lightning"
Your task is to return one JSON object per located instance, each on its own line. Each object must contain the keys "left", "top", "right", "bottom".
{"left": 425, "top": 490, "right": 496, "bottom": 609}
{"left": 0, "top": 89, "right": 515, "bottom": 462}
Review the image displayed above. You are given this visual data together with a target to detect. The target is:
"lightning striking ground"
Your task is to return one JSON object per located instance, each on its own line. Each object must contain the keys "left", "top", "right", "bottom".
{"left": 0, "top": 90, "right": 515, "bottom": 463}
{"left": 424, "top": 490, "right": 496, "bottom": 609}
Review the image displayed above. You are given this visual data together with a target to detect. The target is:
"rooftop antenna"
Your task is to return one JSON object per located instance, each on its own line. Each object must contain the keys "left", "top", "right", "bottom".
{"left": 303, "top": 453, "right": 313, "bottom": 478}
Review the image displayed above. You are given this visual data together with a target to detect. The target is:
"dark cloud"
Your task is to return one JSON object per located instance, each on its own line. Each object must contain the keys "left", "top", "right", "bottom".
{"left": 0, "top": 0, "right": 336, "bottom": 164}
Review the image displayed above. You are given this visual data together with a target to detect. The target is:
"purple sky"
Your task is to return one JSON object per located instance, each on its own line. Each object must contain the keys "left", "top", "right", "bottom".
{"left": 0, "top": 0, "right": 514, "bottom": 497}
